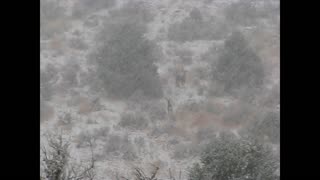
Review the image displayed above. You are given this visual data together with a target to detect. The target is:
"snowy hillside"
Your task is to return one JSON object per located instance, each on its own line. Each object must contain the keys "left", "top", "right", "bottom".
{"left": 41, "top": 0, "right": 280, "bottom": 179}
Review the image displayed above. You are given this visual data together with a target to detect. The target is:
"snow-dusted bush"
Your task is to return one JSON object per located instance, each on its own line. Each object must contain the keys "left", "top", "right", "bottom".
{"left": 68, "top": 37, "right": 88, "bottom": 51}
{"left": 72, "top": 0, "right": 115, "bottom": 19}
{"left": 60, "top": 61, "right": 80, "bottom": 88}
{"left": 195, "top": 128, "right": 217, "bottom": 144}
{"left": 140, "top": 101, "right": 167, "bottom": 122}
{"left": 244, "top": 110, "right": 280, "bottom": 144}
{"left": 211, "top": 31, "right": 265, "bottom": 95}
{"left": 148, "top": 104, "right": 167, "bottom": 122}
{"left": 41, "top": 134, "right": 95, "bottom": 180}
{"left": 56, "top": 112, "right": 73, "bottom": 129}
{"left": 188, "top": 133, "right": 279, "bottom": 180}
{"left": 122, "top": 166, "right": 160, "bottom": 180}
{"left": 122, "top": 149, "right": 138, "bottom": 161}
{"left": 118, "top": 112, "right": 149, "bottom": 131}
{"left": 134, "top": 137, "right": 145, "bottom": 148}
{"left": 168, "top": 137, "right": 180, "bottom": 146}
{"left": 150, "top": 126, "right": 168, "bottom": 137}
{"left": 104, "top": 135, "right": 137, "bottom": 161}
{"left": 172, "top": 144, "right": 199, "bottom": 160}
{"left": 93, "top": 126, "right": 110, "bottom": 140}
{"left": 104, "top": 135, "right": 124, "bottom": 155}
{"left": 224, "top": 0, "right": 259, "bottom": 27}
{"left": 168, "top": 8, "right": 230, "bottom": 42}
{"left": 179, "top": 101, "right": 203, "bottom": 113}
{"left": 224, "top": 0, "right": 279, "bottom": 27}
{"left": 40, "top": 0, "right": 65, "bottom": 22}
{"left": 76, "top": 127, "right": 109, "bottom": 148}
{"left": 149, "top": 123, "right": 174, "bottom": 137}
{"left": 76, "top": 131, "right": 95, "bottom": 148}
{"left": 92, "top": 11, "right": 163, "bottom": 99}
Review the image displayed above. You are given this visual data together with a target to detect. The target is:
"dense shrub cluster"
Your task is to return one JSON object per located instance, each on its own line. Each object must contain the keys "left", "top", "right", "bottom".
{"left": 134, "top": 137, "right": 145, "bottom": 148}
{"left": 172, "top": 144, "right": 199, "bottom": 160}
{"left": 211, "top": 31, "right": 265, "bottom": 95}
{"left": 68, "top": 37, "right": 88, "bottom": 51}
{"left": 188, "top": 133, "right": 279, "bottom": 180}
{"left": 119, "top": 112, "right": 149, "bottom": 131}
{"left": 55, "top": 112, "right": 74, "bottom": 131}
{"left": 76, "top": 131, "right": 94, "bottom": 148}
{"left": 137, "top": 100, "right": 167, "bottom": 122}
{"left": 104, "top": 135, "right": 137, "bottom": 161}
{"left": 93, "top": 11, "right": 163, "bottom": 99}
{"left": 195, "top": 128, "right": 217, "bottom": 144}
{"left": 150, "top": 123, "right": 174, "bottom": 137}
{"left": 245, "top": 110, "right": 280, "bottom": 144}
{"left": 148, "top": 104, "right": 167, "bottom": 121}
{"left": 60, "top": 61, "right": 80, "bottom": 88}
{"left": 76, "top": 126, "right": 110, "bottom": 148}
{"left": 168, "top": 8, "right": 230, "bottom": 42}
{"left": 40, "top": 0, "right": 65, "bottom": 22}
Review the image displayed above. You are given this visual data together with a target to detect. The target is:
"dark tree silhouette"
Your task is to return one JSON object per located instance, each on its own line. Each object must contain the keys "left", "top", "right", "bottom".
{"left": 93, "top": 15, "right": 163, "bottom": 99}
{"left": 212, "top": 31, "right": 264, "bottom": 95}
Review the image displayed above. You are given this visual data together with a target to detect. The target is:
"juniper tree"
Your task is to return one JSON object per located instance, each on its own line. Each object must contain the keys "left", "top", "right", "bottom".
{"left": 93, "top": 14, "right": 163, "bottom": 99}
{"left": 212, "top": 31, "right": 264, "bottom": 95}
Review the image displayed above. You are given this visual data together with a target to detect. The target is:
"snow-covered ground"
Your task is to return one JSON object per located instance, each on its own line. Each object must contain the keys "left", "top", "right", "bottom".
{"left": 41, "top": 0, "right": 279, "bottom": 179}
